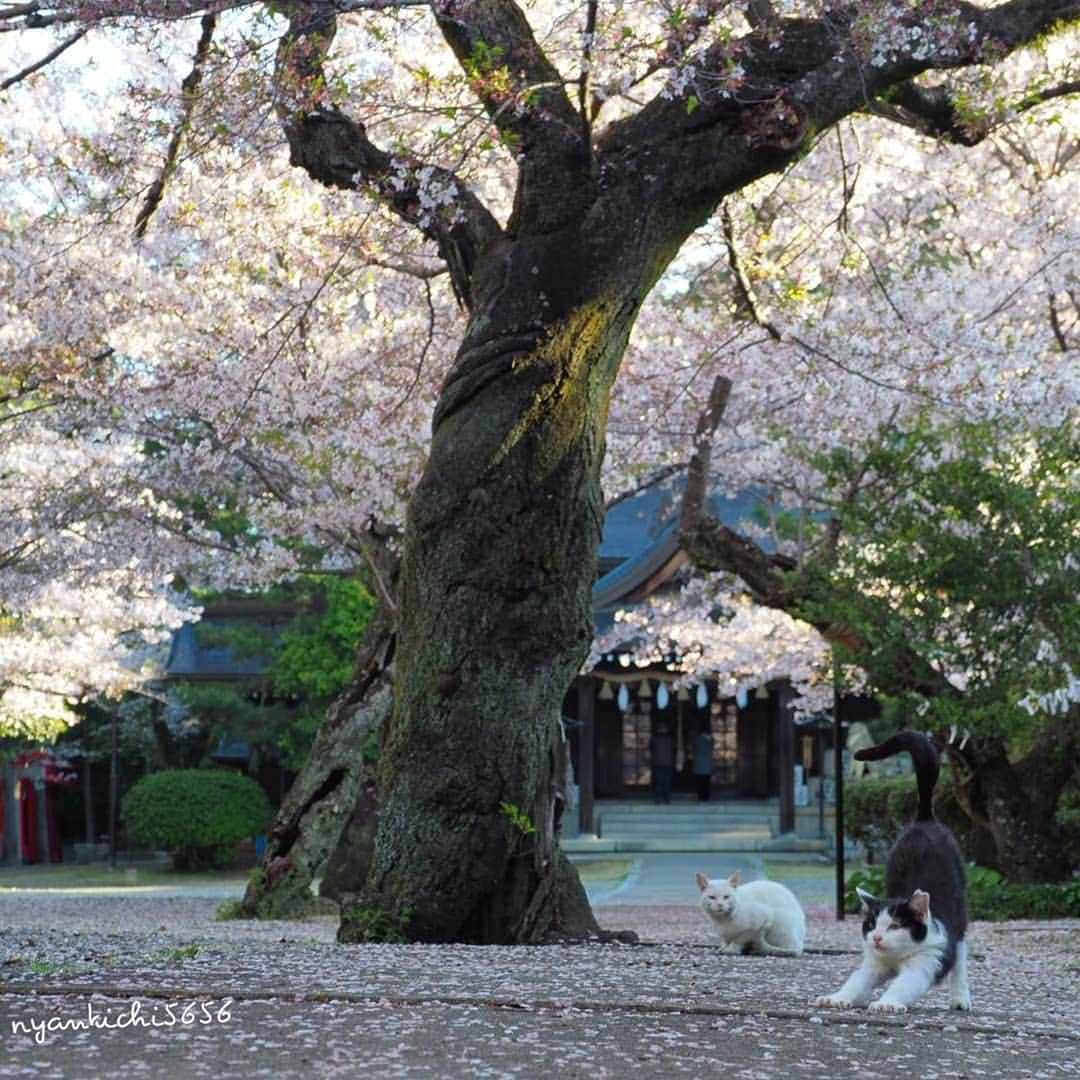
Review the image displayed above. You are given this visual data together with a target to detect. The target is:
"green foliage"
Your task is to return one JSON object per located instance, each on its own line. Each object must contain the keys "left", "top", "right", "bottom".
{"left": 171, "top": 575, "right": 374, "bottom": 772}
{"left": 122, "top": 768, "right": 272, "bottom": 870}
{"left": 844, "top": 864, "right": 1080, "bottom": 919}
{"left": 965, "top": 868, "right": 1080, "bottom": 921}
{"left": 153, "top": 944, "right": 202, "bottom": 963}
{"left": 28, "top": 958, "right": 95, "bottom": 976}
{"left": 215, "top": 898, "right": 245, "bottom": 921}
{"left": 339, "top": 907, "right": 412, "bottom": 943}
{"left": 844, "top": 770, "right": 976, "bottom": 863}
{"left": 274, "top": 576, "right": 375, "bottom": 700}
{"left": 802, "top": 417, "right": 1079, "bottom": 742}
{"left": 843, "top": 865, "right": 885, "bottom": 911}
{"left": 499, "top": 801, "right": 538, "bottom": 838}
{"left": 843, "top": 774, "right": 918, "bottom": 862}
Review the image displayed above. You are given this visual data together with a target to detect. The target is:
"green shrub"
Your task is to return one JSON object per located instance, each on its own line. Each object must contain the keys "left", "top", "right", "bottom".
{"left": 1056, "top": 781, "right": 1080, "bottom": 871}
{"left": 844, "top": 863, "right": 1080, "bottom": 919}
{"left": 339, "top": 907, "right": 412, "bottom": 943}
{"left": 844, "top": 768, "right": 976, "bottom": 863}
{"left": 844, "top": 775, "right": 917, "bottom": 863}
{"left": 966, "top": 867, "right": 1080, "bottom": 921}
{"left": 843, "top": 865, "right": 885, "bottom": 912}
{"left": 122, "top": 768, "right": 272, "bottom": 870}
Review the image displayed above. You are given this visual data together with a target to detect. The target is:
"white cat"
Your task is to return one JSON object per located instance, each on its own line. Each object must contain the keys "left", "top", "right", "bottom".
{"left": 696, "top": 870, "right": 806, "bottom": 957}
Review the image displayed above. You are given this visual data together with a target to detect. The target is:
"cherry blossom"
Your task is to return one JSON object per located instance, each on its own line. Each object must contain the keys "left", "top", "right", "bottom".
{"left": 0, "top": 2, "right": 1075, "bottom": 737}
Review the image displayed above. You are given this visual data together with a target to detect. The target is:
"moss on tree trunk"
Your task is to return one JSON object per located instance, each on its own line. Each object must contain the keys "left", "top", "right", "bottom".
{"left": 339, "top": 279, "right": 641, "bottom": 943}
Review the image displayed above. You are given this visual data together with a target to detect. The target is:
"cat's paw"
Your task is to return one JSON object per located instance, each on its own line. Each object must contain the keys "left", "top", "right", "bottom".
{"left": 948, "top": 995, "right": 972, "bottom": 1011}
{"left": 814, "top": 995, "right": 855, "bottom": 1009}
{"left": 868, "top": 1000, "right": 907, "bottom": 1014}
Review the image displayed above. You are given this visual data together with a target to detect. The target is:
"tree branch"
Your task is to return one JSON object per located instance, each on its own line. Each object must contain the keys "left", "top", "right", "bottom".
{"left": 432, "top": 0, "right": 591, "bottom": 233}
{"left": 676, "top": 372, "right": 798, "bottom": 608}
{"left": 721, "top": 201, "right": 782, "bottom": 341}
{"left": 1, "top": 1, "right": 431, "bottom": 32}
{"left": 745, "top": 0, "right": 781, "bottom": 32}
{"left": 599, "top": 0, "right": 1080, "bottom": 219}
{"left": 0, "top": 24, "right": 85, "bottom": 88}
{"left": 274, "top": 2, "right": 502, "bottom": 311}
{"left": 133, "top": 11, "right": 216, "bottom": 239}
{"left": 872, "top": 78, "right": 1080, "bottom": 146}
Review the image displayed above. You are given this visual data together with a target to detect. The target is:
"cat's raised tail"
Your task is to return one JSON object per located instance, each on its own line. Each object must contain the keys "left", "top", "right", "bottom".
{"left": 853, "top": 729, "right": 939, "bottom": 822}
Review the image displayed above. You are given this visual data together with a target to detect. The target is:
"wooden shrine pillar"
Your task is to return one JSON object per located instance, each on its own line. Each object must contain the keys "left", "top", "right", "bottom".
{"left": 774, "top": 684, "right": 796, "bottom": 835}
{"left": 575, "top": 676, "right": 596, "bottom": 835}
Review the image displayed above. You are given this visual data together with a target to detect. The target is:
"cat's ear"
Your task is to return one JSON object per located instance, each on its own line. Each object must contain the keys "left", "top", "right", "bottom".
{"left": 855, "top": 886, "right": 878, "bottom": 912}
{"left": 696, "top": 872, "right": 709, "bottom": 892}
{"left": 728, "top": 870, "right": 740, "bottom": 888}
{"left": 909, "top": 889, "right": 931, "bottom": 922}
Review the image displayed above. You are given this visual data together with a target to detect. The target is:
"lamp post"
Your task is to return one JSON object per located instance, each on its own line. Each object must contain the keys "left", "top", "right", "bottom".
{"left": 833, "top": 668, "right": 845, "bottom": 920}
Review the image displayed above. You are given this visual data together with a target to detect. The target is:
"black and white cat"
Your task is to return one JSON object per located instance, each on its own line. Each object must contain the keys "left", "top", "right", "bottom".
{"left": 816, "top": 730, "right": 971, "bottom": 1013}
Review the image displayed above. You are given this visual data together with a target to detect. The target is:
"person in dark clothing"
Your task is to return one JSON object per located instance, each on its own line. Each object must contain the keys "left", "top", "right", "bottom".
{"left": 694, "top": 727, "right": 714, "bottom": 801}
{"left": 651, "top": 723, "right": 675, "bottom": 804}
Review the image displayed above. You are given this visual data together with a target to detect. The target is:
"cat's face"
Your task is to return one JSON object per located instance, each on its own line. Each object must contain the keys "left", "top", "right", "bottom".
{"left": 697, "top": 871, "right": 740, "bottom": 918}
{"left": 858, "top": 887, "right": 930, "bottom": 958}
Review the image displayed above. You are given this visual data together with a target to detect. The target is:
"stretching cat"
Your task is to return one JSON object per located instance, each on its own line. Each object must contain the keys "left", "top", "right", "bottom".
{"left": 816, "top": 730, "right": 971, "bottom": 1013}
{"left": 697, "top": 870, "right": 806, "bottom": 956}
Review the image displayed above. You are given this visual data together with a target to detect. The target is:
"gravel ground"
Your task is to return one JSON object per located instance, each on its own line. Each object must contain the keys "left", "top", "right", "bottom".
{"left": 1, "top": 893, "right": 1077, "bottom": 1078}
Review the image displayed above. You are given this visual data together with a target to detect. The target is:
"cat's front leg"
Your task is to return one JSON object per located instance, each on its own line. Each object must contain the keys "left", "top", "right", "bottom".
{"left": 869, "top": 964, "right": 937, "bottom": 1013}
{"left": 947, "top": 941, "right": 972, "bottom": 1011}
{"left": 815, "top": 960, "right": 885, "bottom": 1008}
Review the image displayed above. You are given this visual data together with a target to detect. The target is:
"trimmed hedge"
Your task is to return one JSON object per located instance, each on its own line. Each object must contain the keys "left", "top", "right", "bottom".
{"left": 844, "top": 770, "right": 977, "bottom": 863}
{"left": 122, "top": 768, "right": 273, "bottom": 870}
{"left": 844, "top": 774, "right": 918, "bottom": 862}
{"left": 845, "top": 864, "right": 1080, "bottom": 920}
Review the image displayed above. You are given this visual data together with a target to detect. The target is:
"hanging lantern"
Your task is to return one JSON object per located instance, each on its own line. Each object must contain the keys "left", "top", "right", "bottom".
{"left": 696, "top": 683, "right": 708, "bottom": 709}
{"left": 736, "top": 687, "right": 748, "bottom": 709}
{"left": 639, "top": 679, "right": 652, "bottom": 698}
{"left": 657, "top": 683, "right": 670, "bottom": 709}
{"left": 598, "top": 680, "right": 614, "bottom": 700}
{"left": 617, "top": 683, "right": 630, "bottom": 711}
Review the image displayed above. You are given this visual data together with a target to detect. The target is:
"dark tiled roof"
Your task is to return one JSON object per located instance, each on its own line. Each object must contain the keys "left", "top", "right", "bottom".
{"left": 163, "top": 619, "right": 270, "bottom": 679}
{"left": 594, "top": 483, "right": 772, "bottom": 613}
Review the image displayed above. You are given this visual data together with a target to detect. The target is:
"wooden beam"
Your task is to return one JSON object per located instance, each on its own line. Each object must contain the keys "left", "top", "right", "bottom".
{"left": 575, "top": 676, "right": 596, "bottom": 835}
{"left": 774, "top": 685, "right": 795, "bottom": 835}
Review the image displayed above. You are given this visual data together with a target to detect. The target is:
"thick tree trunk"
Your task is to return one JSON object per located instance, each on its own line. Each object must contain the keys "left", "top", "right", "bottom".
{"left": 338, "top": 233, "right": 648, "bottom": 943}
{"left": 948, "top": 712, "right": 1078, "bottom": 883}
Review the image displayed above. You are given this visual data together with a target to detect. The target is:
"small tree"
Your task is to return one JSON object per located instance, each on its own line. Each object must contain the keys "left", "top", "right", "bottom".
{"left": 808, "top": 419, "right": 1079, "bottom": 881}
{"left": 122, "top": 768, "right": 273, "bottom": 870}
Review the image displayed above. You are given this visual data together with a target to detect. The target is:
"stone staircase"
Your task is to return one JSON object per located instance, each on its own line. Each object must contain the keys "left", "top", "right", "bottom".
{"left": 562, "top": 798, "right": 829, "bottom": 854}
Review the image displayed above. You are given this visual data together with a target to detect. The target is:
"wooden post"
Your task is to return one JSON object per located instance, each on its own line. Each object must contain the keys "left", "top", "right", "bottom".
{"left": 108, "top": 712, "right": 118, "bottom": 870}
{"left": 576, "top": 676, "right": 596, "bottom": 835}
{"left": 1, "top": 758, "right": 16, "bottom": 864}
{"left": 82, "top": 757, "right": 95, "bottom": 844}
{"left": 775, "top": 685, "right": 795, "bottom": 835}
{"left": 834, "top": 677, "right": 846, "bottom": 920}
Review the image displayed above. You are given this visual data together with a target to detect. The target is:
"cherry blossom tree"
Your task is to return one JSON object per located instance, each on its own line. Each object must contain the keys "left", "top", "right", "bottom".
{"left": 1, "top": 0, "right": 1077, "bottom": 937}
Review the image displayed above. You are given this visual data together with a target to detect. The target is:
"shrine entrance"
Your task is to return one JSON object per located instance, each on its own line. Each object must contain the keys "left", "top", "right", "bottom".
{"left": 585, "top": 675, "right": 755, "bottom": 798}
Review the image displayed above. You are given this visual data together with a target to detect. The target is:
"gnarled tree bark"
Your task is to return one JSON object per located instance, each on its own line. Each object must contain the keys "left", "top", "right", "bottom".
{"left": 246, "top": 0, "right": 1077, "bottom": 938}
